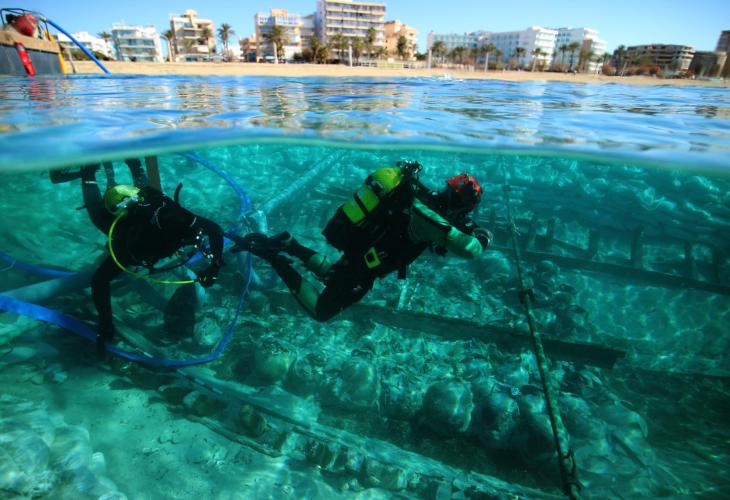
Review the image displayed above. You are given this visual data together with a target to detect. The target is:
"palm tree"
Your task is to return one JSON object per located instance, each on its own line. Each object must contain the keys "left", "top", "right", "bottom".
{"left": 365, "top": 27, "right": 376, "bottom": 59}
{"left": 329, "top": 33, "right": 347, "bottom": 63}
{"left": 558, "top": 43, "right": 568, "bottom": 67}
{"left": 483, "top": 43, "right": 495, "bottom": 71}
{"left": 396, "top": 35, "right": 409, "bottom": 60}
{"left": 161, "top": 29, "right": 175, "bottom": 62}
{"left": 218, "top": 23, "right": 235, "bottom": 60}
{"left": 567, "top": 41, "right": 580, "bottom": 70}
{"left": 352, "top": 38, "right": 364, "bottom": 64}
{"left": 263, "top": 25, "right": 288, "bottom": 63}
{"left": 451, "top": 46, "right": 466, "bottom": 65}
{"left": 310, "top": 36, "right": 324, "bottom": 64}
{"left": 183, "top": 38, "right": 195, "bottom": 60}
{"left": 431, "top": 40, "right": 446, "bottom": 65}
{"left": 513, "top": 46, "right": 525, "bottom": 69}
{"left": 531, "top": 47, "right": 544, "bottom": 71}
{"left": 613, "top": 44, "right": 627, "bottom": 75}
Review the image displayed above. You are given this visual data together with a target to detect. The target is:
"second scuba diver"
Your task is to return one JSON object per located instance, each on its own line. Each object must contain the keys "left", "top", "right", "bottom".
{"left": 230, "top": 161, "right": 491, "bottom": 321}
{"left": 69, "top": 159, "right": 225, "bottom": 353}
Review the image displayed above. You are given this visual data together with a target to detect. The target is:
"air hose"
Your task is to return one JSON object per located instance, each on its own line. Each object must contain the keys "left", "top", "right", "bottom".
{"left": 42, "top": 17, "right": 111, "bottom": 74}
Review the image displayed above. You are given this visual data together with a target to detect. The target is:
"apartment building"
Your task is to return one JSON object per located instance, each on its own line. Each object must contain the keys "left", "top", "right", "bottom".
{"left": 716, "top": 30, "right": 730, "bottom": 76}
{"left": 485, "top": 27, "right": 557, "bottom": 68}
{"left": 553, "top": 27, "right": 607, "bottom": 71}
{"left": 384, "top": 20, "right": 417, "bottom": 58}
{"left": 315, "top": 0, "right": 385, "bottom": 47}
{"left": 301, "top": 14, "right": 316, "bottom": 51}
{"left": 255, "top": 9, "right": 304, "bottom": 61}
{"left": 57, "top": 32, "right": 114, "bottom": 59}
{"left": 170, "top": 10, "right": 215, "bottom": 62}
{"left": 427, "top": 32, "right": 480, "bottom": 52}
{"left": 111, "top": 23, "right": 163, "bottom": 62}
{"left": 690, "top": 51, "right": 726, "bottom": 77}
{"left": 625, "top": 44, "right": 695, "bottom": 72}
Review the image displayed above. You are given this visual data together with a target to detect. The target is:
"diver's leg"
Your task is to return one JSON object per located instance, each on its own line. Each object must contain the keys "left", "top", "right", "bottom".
{"left": 125, "top": 158, "right": 148, "bottom": 187}
{"left": 281, "top": 236, "right": 333, "bottom": 279}
{"left": 91, "top": 256, "right": 122, "bottom": 354}
{"left": 102, "top": 162, "right": 116, "bottom": 187}
{"left": 81, "top": 165, "right": 114, "bottom": 234}
{"left": 268, "top": 255, "right": 371, "bottom": 322}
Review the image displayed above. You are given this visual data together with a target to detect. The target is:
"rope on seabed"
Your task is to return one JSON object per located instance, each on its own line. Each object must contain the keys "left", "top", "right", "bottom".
{"left": 502, "top": 183, "right": 582, "bottom": 499}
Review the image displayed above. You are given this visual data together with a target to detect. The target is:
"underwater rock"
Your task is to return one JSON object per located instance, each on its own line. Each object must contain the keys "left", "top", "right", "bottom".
{"left": 193, "top": 317, "right": 221, "bottom": 347}
{"left": 359, "top": 458, "right": 408, "bottom": 491}
{"left": 284, "top": 352, "right": 326, "bottom": 397}
{"left": 477, "top": 251, "right": 512, "bottom": 285}
{"left": 236, "top": 404, "right": 267, "bottom": 438}
{"left": 470, "top": 377, "right": 520, "bottom": 449}
{"left": 0, "top": 396, "right": 123, "bottom": 499}
{"left": 380, "top": 372, "right": 426, "bottom": 420}
{"left": 419, "top": 380, "right": 474, "bottom": 435}
{"left": 252, "top": 336, "right": 295, "bottom": 385}
{"left": 329, "top": 357, "right": 380, "bottom": 411}
{"left": 246, "top": 291, "right": 270, "bottom": 316}
{"left": 182, "top": 391, "right": 227, "bottom": 417}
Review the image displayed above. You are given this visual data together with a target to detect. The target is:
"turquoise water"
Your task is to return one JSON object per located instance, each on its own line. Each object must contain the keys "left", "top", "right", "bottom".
{"left": 1, "top": 75, "right": 729, "bottom": 498}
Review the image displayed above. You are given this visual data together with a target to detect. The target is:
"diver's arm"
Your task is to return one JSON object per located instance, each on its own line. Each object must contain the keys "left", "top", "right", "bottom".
{"left": 409, "top": 198, "right": 486, "bottom": 258}
{"left": 91, "top": 256, "right": 122, "bottom": 347}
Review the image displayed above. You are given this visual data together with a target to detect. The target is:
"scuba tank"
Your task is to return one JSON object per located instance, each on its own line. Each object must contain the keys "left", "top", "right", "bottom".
{"left": 322, "top": 161, "right": 423, "bottom": 266}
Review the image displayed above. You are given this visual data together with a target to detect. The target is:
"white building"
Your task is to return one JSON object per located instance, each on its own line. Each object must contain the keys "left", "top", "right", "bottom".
{"left": 111, "top": 23, "right": 163, "bottom": 62}
{"left": 56, "top": 32, "right": 114, "bottom": 59}
{"left": 170, "top": 10, "right": 216, "bottom": 62}
{"left": 255, "top": 9, "right": 303, "bottom": 61}
{"left": 484, "top": 27, "right": 557, "bottom": 69}
{"left": 315, "top": 0, "right": 385, "bottom": 47}
{"left": 427, "top": 31, "right": 481, "bottom": 52}
{"left": 553, "top": 27, "right": 607, "bottom": 71}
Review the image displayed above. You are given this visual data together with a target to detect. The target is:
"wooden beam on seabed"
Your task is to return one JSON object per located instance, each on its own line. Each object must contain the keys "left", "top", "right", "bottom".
{"left": 265, "top": 291, "right": 626, "bottom": 369}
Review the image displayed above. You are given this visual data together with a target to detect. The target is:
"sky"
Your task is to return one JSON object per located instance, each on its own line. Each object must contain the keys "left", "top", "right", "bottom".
{"left": 16, "top": 0, "right": 730, "bottom": 54}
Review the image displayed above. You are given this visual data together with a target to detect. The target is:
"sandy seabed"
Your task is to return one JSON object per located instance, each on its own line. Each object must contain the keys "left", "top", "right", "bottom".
{"left": 73, "top": 61, "right": 729, "bottom": 87}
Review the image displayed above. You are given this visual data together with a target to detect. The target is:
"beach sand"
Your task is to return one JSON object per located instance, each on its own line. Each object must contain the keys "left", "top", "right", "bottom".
{"left": 73, "top": 61, "right": 728, "bottom": 87}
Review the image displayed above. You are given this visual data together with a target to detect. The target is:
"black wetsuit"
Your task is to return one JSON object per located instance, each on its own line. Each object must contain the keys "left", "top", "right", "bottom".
{"left": 81, "top": 166, "right": 224, "bottom": 344}
{"left": 256, "top": 193, "right": 486, "bottom": 322}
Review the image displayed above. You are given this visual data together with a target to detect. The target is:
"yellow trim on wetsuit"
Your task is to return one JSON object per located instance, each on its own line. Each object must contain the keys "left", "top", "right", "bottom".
{"left": 107, "top": 210, "right": 196, "bottom": 285}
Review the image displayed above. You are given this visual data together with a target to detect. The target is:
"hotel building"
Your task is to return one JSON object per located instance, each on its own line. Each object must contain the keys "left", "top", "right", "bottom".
{"left": 384, "top": 20, "right": 417, "bottom": 58}
{"left": 315, "top": 0, "right": 386, "bottom": 47}
{"left": 484, "top": 27, "right": 557, "bottom": 68}
{"left": 110, "top": 23, "right": 163, "bottom": 62}
{"left": 625, "top": 44, "right": 695, "bottom": 72}
{"left": 255, "top": 9, "right": 304, "bottom": 61}
{"left": 57, "top": 32, "right": 114, "bottom": 59}
{"left": 716, "top": 30, "right": 730, "bottom": 76}
{"left": 169, "top": 10, "right": 216, "bottom": 62}
{"left": 427, "top": 32, "right": 481, "bottom": 52}
{"left": 553, "top": 27, "right": 607, "bottom": 71}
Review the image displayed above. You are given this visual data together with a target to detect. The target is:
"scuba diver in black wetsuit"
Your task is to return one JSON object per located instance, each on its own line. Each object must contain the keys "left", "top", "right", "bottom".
{"left": 68, "top": 159, "right": 224, "bottom": 353}
{"left": 230, "top": 161, "right": 492, "bottom": 322}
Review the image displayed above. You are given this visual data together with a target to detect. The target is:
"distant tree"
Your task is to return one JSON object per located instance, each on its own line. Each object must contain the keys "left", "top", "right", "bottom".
{"left": 218, "top": 23, "right": 235, "bottom": 58}
{"left": 578, "top": 45, "right": 595, "bottom": 72}
{"left": 513, "top": 46, "right": 525, "bottom": 68}
{"left": 558, "top": 43, "right": 568, "bottom": 66}
{"left": 613, "top": 44, "right": 627, "bottom": 75}
{"left": 451, "top": 46, "right": 466, "bottom": 64}
{"left": 494, "top": 49, "right": 503, "bottom": 69}
{"left": 310, "top": 36, "right": 324, "bottom": 64}
{"left": 329, "top": 32, "right": 347, "bottom": 62}
{"left": 365, "top": 26, "right": 377, "bottom": 59}
{"left": 352, "top": 38, "right": 364, "bottom": 64}
{"left": 531, "top": 47, "right": 544, "bottom": 71}
{"left": 396, "top": 35, "right": 409, "bottom": 60}
{"left": 567, "top": 41, "right": 580, "bottom": 70}
{"left": 263, "top": 25, "right": 288, "bottom": 62}
{"left": 161, "top": 29, "right": 175, "bottom": 62}
{"left": 374, "top": 46, "right": 387, "bottom": 59}
{"left": 97, "top": 31, "right": 111, "bottom": 43}
{"left": 316, "top": 45, "right": 329, "bottom": 64}
{"left": 183, "top": 38, "right": 195, "bottom": 59}
{"left": 431, "top": 40, "right": 446, "bottom": 64}
{"left": 483, "top": 43, "right": 495, "bottom": 71}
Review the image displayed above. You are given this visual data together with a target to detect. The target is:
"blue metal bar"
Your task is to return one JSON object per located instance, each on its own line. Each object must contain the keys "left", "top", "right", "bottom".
{"left": 44, "top": 17, "right": 111, "bottom": 74}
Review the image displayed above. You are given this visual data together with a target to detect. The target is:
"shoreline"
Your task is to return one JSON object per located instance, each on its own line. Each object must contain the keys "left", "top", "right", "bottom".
{"left": 73, "top": 61, "right": 729, "bottom": 87}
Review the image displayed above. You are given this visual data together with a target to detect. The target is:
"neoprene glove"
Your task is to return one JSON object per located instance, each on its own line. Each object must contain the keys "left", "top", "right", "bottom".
{"left": 473, "top": 227, "right": 492, "bottom": 250}
{"left": 197, "top": 265, "right": 219, "bottom": 288}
